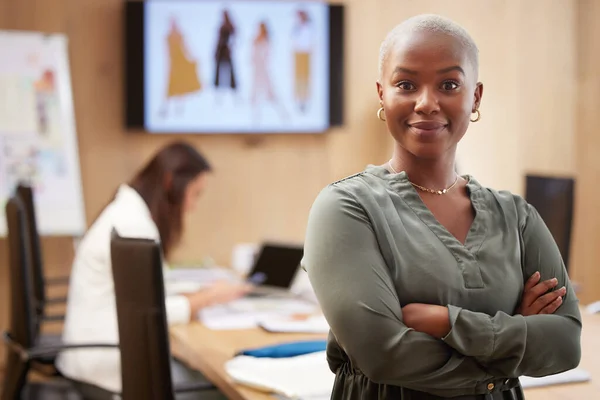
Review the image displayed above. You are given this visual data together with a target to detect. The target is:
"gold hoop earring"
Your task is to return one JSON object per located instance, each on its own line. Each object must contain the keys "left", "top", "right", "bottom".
{"left": 470, "top": 109, "right": 481, "bottom": 123}
{"left": 377, "top": 107, "right": 386, "bottom": 122}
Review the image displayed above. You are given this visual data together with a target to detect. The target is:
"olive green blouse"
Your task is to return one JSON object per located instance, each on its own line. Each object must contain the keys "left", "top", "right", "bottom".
{"left": 302, "top": 165, "right": 582, "bottom": 399}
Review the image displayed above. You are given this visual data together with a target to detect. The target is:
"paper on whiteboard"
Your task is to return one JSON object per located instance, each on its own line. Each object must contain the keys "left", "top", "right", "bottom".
{"left": 0, "top": 31, "right": 85, "bottom": 236}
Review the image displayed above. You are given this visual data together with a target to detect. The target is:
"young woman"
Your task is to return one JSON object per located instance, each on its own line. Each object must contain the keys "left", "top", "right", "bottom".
{"left": 303, "top": 14, "right": 581, "bottom": 400}
{"left": 57, "top": 141, "right": 249, "bottom": 397}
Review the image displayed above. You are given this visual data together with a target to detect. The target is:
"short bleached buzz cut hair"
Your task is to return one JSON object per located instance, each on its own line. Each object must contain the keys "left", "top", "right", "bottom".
{"left": 378, "top": 14, "right": 479, "bottom": 80}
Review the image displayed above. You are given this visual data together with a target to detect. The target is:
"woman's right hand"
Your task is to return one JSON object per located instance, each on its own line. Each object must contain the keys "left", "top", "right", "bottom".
{"left": 185, "top": 280, "right": 253, "bottom": 319}
{"left": 202, "top": 280, "right": 253, "bottom": 305}
{"left": 515, "top": 271, "right": 567, "bottom": 316}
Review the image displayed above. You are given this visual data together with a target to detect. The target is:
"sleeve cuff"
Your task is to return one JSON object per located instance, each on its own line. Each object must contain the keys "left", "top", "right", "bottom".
{"left": 442, "top": 305, "right": 495, "bottom": 360}
{"left": 165, "top": 295, "right": 192, "bottom": 326}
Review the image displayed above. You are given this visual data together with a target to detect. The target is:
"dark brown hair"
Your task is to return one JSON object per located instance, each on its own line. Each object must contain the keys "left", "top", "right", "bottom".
{"left": 223, "top": 10, "right": 235, "bottom": 34}
{"left": 129, "top": 142, "right": 211, "bottom": 258}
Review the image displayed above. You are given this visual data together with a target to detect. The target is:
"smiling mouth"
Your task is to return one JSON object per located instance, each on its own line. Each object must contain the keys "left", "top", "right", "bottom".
{"left": 408, "top": 121, "right": 448, "bottom": 130}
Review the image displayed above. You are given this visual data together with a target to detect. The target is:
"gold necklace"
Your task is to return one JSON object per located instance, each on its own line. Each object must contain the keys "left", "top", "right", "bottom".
{"left": 387, "top": 160, "right": 459, "bottom": 195}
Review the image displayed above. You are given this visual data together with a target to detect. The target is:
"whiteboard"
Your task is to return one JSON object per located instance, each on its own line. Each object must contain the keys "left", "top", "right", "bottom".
{"left": 0, "top": 31, "right": 86, "bottom": 236}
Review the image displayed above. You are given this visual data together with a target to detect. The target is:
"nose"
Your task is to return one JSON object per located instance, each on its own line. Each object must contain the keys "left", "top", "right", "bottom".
{"left": 414, "top": 87, "right": 440, "bottom": 115}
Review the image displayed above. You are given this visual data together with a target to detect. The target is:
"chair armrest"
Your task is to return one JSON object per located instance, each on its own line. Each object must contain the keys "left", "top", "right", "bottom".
{"left": 3, "top": 331, "right": 118, "bottom": 362}
{"left": 46, "top": 275, "right": 70, "bottom": 285}
{"left": 46, "top": 296, "right": 68, "bottom": 305}
{"left": 28, "top": 343, "right": 119, "bottom": 359}
{"left": 173, "top": 381, "right": 216, "bottom": 393}
{"left": 42, "top": 313, "right": 65, "bottom": 323}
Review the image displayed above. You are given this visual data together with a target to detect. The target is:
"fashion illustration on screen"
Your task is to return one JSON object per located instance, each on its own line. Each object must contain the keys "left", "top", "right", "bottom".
{"left": 250, "top": 21, "right": 287, "bottom": 124}
{"left": 214, "top": 9, "right": 237, "bottom": 103}
{"left": 161, "top": 17, "right": 202, "bottom": 117}
{"left": 292, "top": 10, "right": 313, "bottom": 113}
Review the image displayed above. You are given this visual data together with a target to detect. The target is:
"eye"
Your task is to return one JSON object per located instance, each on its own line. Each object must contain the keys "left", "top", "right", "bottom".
{"left": 441, "top": 80, "right": 460, "bottom": 91}
{"left": 396, "top": 81, "right": 416, "bottom": 91}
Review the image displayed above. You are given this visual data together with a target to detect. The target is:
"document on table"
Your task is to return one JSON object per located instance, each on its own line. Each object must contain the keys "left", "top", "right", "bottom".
{"left": 164, "top": 266, "right": 240, "bottom": 295}
{"left": 259, "top": 314, "right": 329, "bottom": 334}
{"left": 199, "top": 297, "right": 319, "bottom": 330}
{"left": 165, "top": 266, "right": 239, "bottom": 282}
{"left": 225, "top": 350, "right": 334, "bottom": 399}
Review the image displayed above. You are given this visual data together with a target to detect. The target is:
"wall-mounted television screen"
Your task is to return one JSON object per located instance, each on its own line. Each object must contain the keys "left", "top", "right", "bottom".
{"left": 125, "top": 0, "right": 344, "bottom": 134}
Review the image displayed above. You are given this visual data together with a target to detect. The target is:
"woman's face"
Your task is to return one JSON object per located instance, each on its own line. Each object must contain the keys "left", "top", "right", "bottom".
{"left": 183, "top": 173, "right": 207, "bottom": 214}
{"left": 377, "top": 31, "right": 483, "bottom": 159}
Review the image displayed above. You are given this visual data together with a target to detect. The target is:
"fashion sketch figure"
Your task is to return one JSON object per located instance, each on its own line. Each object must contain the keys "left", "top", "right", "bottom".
{"left": 214, "top": 9, "right": 237, "bottom": 102}
{"left": 161, "top": 17, "right": 202, "bottom": 117}
{"left": 250, "top": 22, "right": 287, "bottom": 123}
{"left": 292, "top": 10, "right": 314, "bottom": 112}
{"left": 34, "top": 69, "right": 56, "bottom": 134}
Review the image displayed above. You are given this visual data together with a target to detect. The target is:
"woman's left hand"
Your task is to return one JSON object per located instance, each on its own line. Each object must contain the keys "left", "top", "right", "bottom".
{"left": 401, "top": 303, "right": 451, "bottom": 339}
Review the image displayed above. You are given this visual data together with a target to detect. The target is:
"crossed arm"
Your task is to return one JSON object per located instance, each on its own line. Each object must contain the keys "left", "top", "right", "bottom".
{"left": 303, "top": 186, "right": 581, "bottom": 394}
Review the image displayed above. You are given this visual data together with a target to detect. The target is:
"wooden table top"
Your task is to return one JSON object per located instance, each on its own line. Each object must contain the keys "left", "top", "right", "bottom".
{"left": 170, "top": 309, "right": 599, "bottom": 400}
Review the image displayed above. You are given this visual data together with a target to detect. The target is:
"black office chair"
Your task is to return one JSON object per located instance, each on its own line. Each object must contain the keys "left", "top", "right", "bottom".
{"left": 15, "top": 184, "right": 68, "bottom": 368}
{"left": 2, "top": 195, "right": 117, "bottom": 400}
{"left": 16, "top": 183, "right": 68, "bottom": 325}
{"left": 110, "top": 230, "right": 216, "bottom": 400}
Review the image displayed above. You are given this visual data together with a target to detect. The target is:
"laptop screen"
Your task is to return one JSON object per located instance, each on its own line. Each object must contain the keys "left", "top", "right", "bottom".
{"left": 246, "top": 244, "right": 304, "bottom": 289}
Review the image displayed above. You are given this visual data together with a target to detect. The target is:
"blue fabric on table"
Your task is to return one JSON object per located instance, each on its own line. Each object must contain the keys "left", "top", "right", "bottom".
{"left": 235, "top": 340, "right": 327, "bottom": 358}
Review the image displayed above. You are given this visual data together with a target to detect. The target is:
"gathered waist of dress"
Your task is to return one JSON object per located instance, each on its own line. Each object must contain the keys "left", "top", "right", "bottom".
{"left": 333, "top": 362, "right": 524, "bottom": 400}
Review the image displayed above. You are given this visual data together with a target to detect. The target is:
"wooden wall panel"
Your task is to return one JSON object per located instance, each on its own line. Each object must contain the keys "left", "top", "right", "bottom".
{"left": 570, "top": 0, "right": 600, "bottom": 304}
{"left": 515, "top": 1, "right": 577, "bottom": 179}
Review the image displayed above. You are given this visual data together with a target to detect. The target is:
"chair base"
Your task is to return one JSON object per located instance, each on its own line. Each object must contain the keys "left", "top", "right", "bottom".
{"left": 22, "top": 380, "right": 83, "bottom": 400}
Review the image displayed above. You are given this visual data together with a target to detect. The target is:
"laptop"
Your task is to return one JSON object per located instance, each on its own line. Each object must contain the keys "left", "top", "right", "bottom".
{"left": 245, "top": 243, "right": 304, "bottom": 297}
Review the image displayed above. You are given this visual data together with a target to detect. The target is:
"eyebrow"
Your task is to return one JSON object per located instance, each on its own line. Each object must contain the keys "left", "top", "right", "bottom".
{"left": 437, "top": 66, "right": 465, "bottom": 75}
{"left": 392, "top": 65, "right": 465, "bottom": 75}
{"left": 393, "top": 67, "right": 417, "bottom": 75}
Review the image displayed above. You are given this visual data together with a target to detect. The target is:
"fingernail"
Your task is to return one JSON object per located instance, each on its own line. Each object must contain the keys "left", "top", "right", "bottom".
{"left": 535, "top": 271, "right": 540, "bottom": 277}
{"left": 552, "top": 278, "right": 558, "bottom": 284}
{"left": 561, "top": 286, "right": 567, "bottom": 293}
{"left": 557, "top": 297, "right": 563, "bottom": 303}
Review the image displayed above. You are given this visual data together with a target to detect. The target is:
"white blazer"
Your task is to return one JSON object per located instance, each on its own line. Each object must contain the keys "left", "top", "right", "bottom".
{"left": 56, "top": 184, "right": 191, "bottom": 393}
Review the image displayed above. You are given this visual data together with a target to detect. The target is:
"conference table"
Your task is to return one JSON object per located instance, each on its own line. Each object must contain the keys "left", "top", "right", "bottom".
{"left": 170, "top": 308, "right": 600, "bottom": 400}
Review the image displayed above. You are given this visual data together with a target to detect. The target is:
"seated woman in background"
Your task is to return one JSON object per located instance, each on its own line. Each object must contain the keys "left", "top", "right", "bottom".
{"left": 57, "top": 141, "right": 250, "bottom": 398}
{"left": 303, "top": 14, "right": 581, "bottom": 400}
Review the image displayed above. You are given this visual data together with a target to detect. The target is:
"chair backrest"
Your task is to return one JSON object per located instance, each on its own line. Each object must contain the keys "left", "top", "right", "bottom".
{"left": 110, "top": 229, "right": 175, "bottom": 400}
{"left": 15, "top": 183, "right": 46, "bottom": 323}
{"left": 5, "top": 195, "right": 37, "bottom": 348}
{"left": 2, "top": 196, "right": 37, "bottom": 400}
{"left": 525, "top": 175, "right": 575, "bottom": 272}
